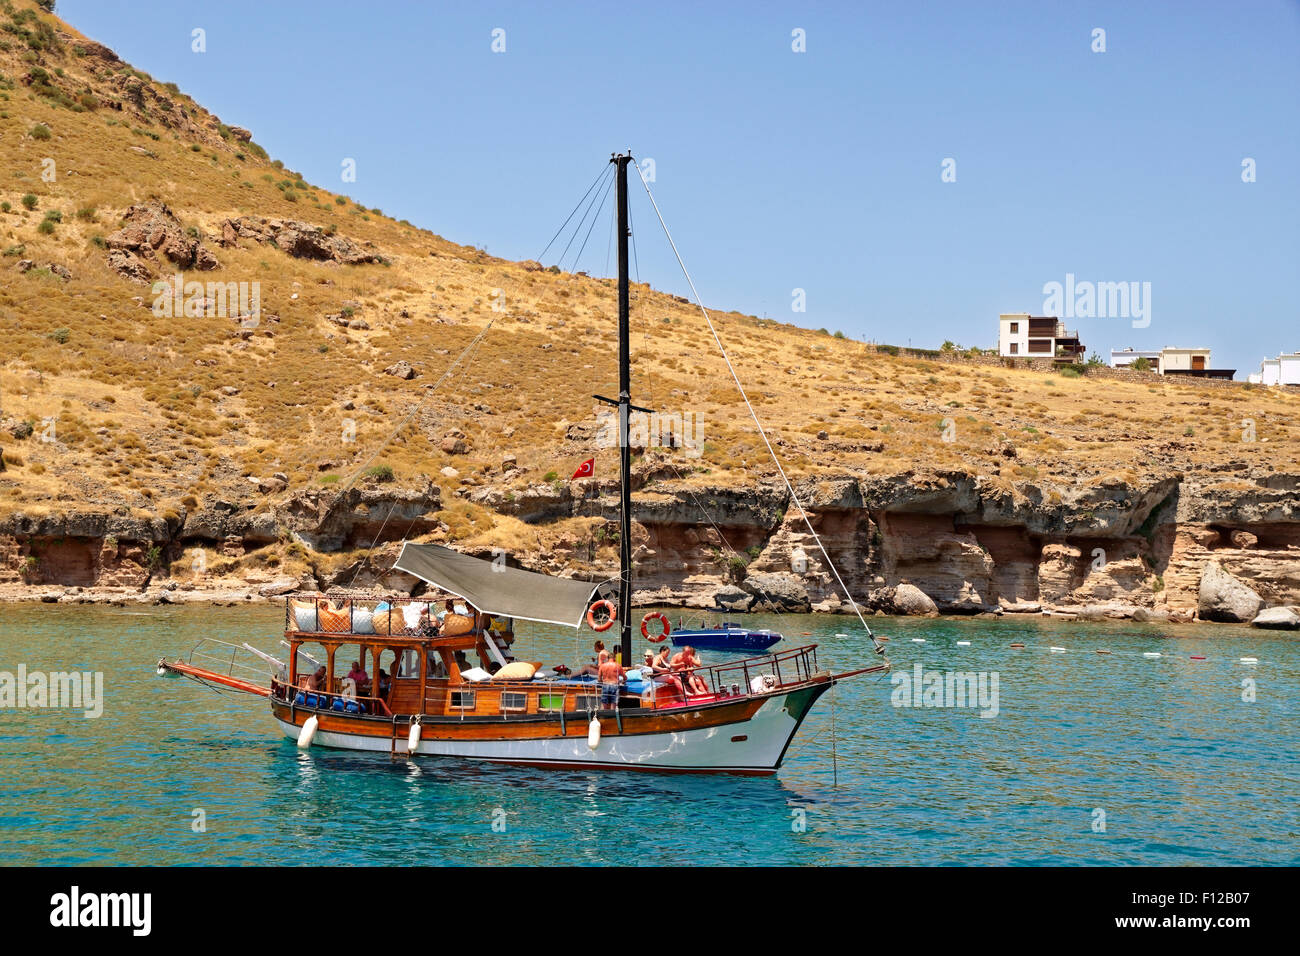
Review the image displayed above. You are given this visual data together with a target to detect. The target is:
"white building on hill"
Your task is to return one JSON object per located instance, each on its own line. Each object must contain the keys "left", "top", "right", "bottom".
{"left": 1259, "top": 353, "right": 1300, "bottom": 386}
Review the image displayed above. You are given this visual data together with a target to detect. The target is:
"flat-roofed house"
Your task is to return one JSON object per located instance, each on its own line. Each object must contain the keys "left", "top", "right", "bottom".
{"left": 1261, "top": 357, "right": 1281, "bottom": 386}
{"left": 999, "top": 313, "right": 1084, "bottom": 362}
{"left": 1259, "top": 353, "right": 1300, "bottom": 386}
{"left": 1111, "top": 347, "right": 1162, "bottom": 370}
{"left": 1159, "top": 347, "right": 1234, "bottom": 380}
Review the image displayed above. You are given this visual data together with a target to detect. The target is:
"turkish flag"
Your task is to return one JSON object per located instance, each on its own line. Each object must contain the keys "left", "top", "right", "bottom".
{"left": 571, "top": 458, "right": 594, "bottom": 480}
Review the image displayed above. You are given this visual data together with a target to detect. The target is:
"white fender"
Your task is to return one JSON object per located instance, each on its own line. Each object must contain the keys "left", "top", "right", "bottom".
{"left": 587, "top": 717, "right": 601, "bottom": 750}
{"left": 297, "top": 714, "right": 318, "bottom": 748}
{"left": 407, "top": 718, "right": 422, "bottom": 754}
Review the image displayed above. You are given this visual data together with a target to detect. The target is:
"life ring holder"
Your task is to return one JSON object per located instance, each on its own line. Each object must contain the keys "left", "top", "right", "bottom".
{"left": 587, "top": 599, "right": 617, "bottom": 632}
{"left": 641, "top": 611, "right": 671, "bottom": 643}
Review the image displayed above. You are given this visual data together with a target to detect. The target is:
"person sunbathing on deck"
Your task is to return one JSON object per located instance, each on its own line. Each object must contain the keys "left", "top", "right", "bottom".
{"left": 573, "top": 640, "right": 608, "bottom": 678}
{"left": 671, "top": 646, "right": 709, "bottom": 696}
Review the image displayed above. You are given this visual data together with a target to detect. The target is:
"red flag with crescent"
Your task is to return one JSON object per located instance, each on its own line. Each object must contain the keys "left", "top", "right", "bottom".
{"left": 571, "top": 458, "right": 594, "bottom": 480}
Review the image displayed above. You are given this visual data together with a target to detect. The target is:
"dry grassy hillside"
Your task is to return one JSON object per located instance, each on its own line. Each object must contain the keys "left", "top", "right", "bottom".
{"left": 1, "top": 0, "right": 1297, "bottom": 560}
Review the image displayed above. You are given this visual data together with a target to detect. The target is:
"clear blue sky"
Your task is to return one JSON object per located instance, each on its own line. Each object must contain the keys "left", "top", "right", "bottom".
{"left": 59, "top": 0, "right": 1300, "bottom": 375}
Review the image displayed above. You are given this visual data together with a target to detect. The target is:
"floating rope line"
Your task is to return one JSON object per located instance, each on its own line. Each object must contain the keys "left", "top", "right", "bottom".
{"left": 989, "top": 640, "right": 1270, "bottom": 669}
{"left": 632, "top": 159, "right": 886, "bottom": 658}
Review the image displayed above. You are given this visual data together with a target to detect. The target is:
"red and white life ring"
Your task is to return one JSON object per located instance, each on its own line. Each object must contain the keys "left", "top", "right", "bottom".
{"left": 640, "top": 611, "right": 671, "bottom": 642}
{"left": 587, "top": 599, "right": 617, "bottom": 632}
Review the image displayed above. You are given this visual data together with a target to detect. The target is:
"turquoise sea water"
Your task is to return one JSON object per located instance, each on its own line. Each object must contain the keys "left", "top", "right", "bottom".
{"left": 0, "top": 604, "right": 1296, "bottom": 866}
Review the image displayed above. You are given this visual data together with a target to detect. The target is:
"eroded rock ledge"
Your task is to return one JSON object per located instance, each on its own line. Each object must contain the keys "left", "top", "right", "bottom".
{"left": 3, "top": 469, "right": 1298, "bottom": 624}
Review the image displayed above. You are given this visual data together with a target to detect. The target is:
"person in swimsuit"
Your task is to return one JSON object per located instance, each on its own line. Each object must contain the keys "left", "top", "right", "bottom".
{"left": 598, "top": 653, "right": 624, "bottom": 709}
{"left": 671, "top": 646, "right": 709, "bottom": 695}
{"left": 645, "top": 646, "right": 685, "bottom": 699}
{"left": 573, "top": 640, "right": 608, "bottom": 678}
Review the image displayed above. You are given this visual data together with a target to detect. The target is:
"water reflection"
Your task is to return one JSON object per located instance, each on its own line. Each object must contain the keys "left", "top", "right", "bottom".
{"left": 1, "top": 603, "right": 1297, "bottom": 865}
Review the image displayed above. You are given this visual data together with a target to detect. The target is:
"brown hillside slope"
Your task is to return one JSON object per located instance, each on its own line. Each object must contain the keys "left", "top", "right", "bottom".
{"left": 1, "top": 0, "right": 1297, "bottom": 620}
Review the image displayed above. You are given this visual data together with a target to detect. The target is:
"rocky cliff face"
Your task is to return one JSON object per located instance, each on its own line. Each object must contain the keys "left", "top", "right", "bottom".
{"left": 5, "top": 466, "right": 1296, "bottom": 625}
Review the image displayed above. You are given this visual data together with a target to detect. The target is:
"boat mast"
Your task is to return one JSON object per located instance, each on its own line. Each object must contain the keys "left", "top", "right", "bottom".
{"left": 613, "top": 152, "right": 634, "bottom": 667}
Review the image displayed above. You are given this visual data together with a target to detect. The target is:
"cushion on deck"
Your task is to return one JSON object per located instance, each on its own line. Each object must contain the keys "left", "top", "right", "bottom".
{"left": 492, "top": 661, "right": 536, "bottom": 681}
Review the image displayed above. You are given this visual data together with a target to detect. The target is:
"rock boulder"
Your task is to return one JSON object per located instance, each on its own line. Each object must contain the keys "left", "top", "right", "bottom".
{"left": 1198, "top": 561, "right": 1263, "bottom": 623}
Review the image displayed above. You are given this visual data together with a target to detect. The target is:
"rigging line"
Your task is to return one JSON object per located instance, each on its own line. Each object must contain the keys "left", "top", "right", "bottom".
{"left": 338, "top": 163, "right": 611, "bottom": 588}
{"left": 557, "top": 164, "right": 613, "bottom": 269}
{"left": 628, "top": 184, "right": 640, "bottom": 285}
{"left": 632, "top": 159, "right": 885, "bottom": 656}
{"left": 354, "top": 325, "right": 497, "bottom": 571}
{"left": 637, "top": 288, "right": 795, "bottom": 631}
{"left": 538, "top": 162, "right": 612, "bottom": 264}
{"left": 341, "top": 319, "right": 497, "bottom": 586}
{"left": 571, "top": 168, "right": 615, "bottom": 273}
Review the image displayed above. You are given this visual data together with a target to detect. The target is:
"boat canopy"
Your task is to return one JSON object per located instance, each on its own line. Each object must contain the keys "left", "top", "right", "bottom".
{"left": 393, "top": 543, "right": 604, "bottom": 629}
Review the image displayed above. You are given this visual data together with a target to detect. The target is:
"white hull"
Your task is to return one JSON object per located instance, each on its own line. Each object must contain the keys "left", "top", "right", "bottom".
{"left": 275, "top": 690, "right": 817, "bottom": 774}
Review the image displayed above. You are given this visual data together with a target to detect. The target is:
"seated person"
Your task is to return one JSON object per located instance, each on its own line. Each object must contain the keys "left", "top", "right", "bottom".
{"left": 573, "top": 640, "right": 609, "bottom": 678}
{"left": 453, "top": 650, "right": 472, "bottom": 676}
{"left": 376, "top": 667, "right": 391, "bottom": 698}
{"left": 598, "top": 653, "right": 624, "bottom": 709}
{"left": 417, "top": 610, "right": 440, "bottom": 638}
{"left": 346, "top": 659, "right": 369, "bottom": 690}
{"left": 643, "top": 647, "right": 685, "bottom": 698}
{"left": 301, "top": 665, "right": 327, "bottom": 692}
{"left": 671, "top": 646, "right": 709, "bottom": 696}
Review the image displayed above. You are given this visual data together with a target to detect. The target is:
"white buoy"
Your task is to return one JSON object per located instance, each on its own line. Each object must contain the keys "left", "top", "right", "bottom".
{"left": 956, "top": 641, "right": 971, "bottom": 646}
{"left": 1050, "top": 646, "right": 1066, "bottom": 653}
{"left": 587, "top": 717, "right": 601, "bottom": 750}
{"left": 407, "top": 718, "right": 422, "bottom": 754}
{"left": 1240, "top": 657, "right": 1258, "bottom": 664}
{"left": 1143, "top": 652, "right": 1161, "bottom": 658}
{"left": 297, "top": 715, "right": 318, "bottom": 748}
{"left": 911, "top": 638, "right": 926, "bottom": 643}
{"left": 835, "top": 633, "right": 849, "bottom": 638}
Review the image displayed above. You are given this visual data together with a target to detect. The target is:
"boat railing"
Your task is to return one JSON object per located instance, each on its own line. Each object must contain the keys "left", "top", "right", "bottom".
{"left": 284, "top": 592, "right": 473, "bottom": 638}
{"left": 183, "top": 637, "right": 284, "bottom": 683}
{"left": 690, "top": 644, "right": 822, "bottom": 698}
{"left": 270, "top": 675, "right": 393, "bottom": 717}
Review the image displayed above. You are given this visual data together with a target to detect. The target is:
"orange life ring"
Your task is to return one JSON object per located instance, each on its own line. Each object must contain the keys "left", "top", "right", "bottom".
{"left": 587, "top": 600, "right": 616, "bottom": 632}
{"left": 640, "top": 611, "right": 671, "bottom": 642}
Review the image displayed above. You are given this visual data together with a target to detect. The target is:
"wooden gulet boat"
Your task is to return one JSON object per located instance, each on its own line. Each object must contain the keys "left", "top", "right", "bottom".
{"left": 156, "top": 153, "right": 890, "bottom": 775}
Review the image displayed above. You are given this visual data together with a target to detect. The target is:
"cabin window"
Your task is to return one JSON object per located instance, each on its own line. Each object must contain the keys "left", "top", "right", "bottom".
{"left": 537, "top": 692, "right": 566, "bottom": 713}
{"left": 500, "top": 692, "right": 528, "bottom": 713}
{"left": 450, "top": 690, "right": 476, "bottom": 710}
{"left": 574, "top": 695, "right": 598, "bottom": 713}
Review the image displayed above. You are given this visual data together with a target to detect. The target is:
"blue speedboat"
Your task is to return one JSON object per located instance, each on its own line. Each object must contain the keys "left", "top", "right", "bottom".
{"left": 670, "top": 619, "right": 782, "bottom": 652}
